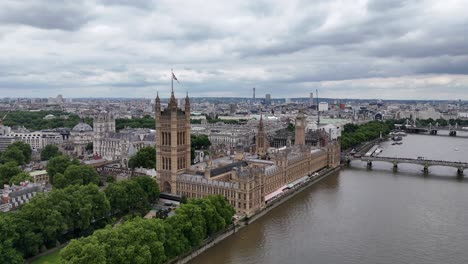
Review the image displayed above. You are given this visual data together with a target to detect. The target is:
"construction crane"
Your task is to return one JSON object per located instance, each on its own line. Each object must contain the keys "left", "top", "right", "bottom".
{"left": 0, "top": 110, "right": 10, "bottom": 126}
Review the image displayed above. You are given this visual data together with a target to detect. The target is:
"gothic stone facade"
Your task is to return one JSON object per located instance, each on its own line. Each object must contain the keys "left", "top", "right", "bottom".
{"left": 155, "top": 91, "right": 191, "bottom": 194}
{"left": 155, "top": 92, "right": 341, "bottom": 215}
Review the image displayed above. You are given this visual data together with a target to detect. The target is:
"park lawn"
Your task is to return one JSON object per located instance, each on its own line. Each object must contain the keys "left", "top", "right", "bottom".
{"left": 31, "top": 250, "right": 62, "bottom": 264}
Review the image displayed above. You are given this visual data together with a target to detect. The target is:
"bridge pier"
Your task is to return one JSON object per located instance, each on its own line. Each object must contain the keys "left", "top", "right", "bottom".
{"left": 423, "top": 166, "right": 429, "bottom": 175}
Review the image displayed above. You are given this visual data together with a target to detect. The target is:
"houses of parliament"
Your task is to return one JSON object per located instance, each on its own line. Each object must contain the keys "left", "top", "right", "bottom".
{"left": 155, "top": 89, "right": 341, "bottom": 215}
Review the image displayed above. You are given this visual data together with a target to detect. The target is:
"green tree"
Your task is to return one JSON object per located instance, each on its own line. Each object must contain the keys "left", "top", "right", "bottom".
{"left": 9, "top": 172, "right": 33, "bottom": 185}
{"left": 19, "top": 195, "right": 64, "bottom": 248}
{"left": 102, "top": 218, "right": 167, "bottom": 264}
{"left": 40, "top": 145, "right": 62, "bottom": 161}
{"left": 106, "top": 175, "right": 115, "bottom": 183}
{"left": 54, "top": 165, "right": 100, "bottom": 189}
{"left": 85, "top": 142, "right": 93, "bottom": 152}
{"left": 0, "top": 161, "right": 22, "bottom": 185}
{"left": 0, "top": 214, "right": 24, "bottom": 264}
{"left": 47, "top": 185, "right": 110, "bottom": 234}
{"left": 104, "top": 180, "right": 148, "bottom": 215}
{"left": 9, "top": 142, "right": 32, "bottom": 164}
{"left": 169, "top": 204, "right": 206, "bottom": 247}
{"left": 115, "top": 116, "right": 155, "bottom": 130}
{"left": 191, "top": 135, "right": 211, "bottom": 150}
{"left": 128, "top": 146, "right": 156, "bottom": 169}
{"left": 0, "top": 147, "right": 25, "bottom": 165}
{"left": 104, "top": 182, "right": 128, "bottom": 214}
{"left": 163, "top": 221, "right": 190, "bottom": 258}
{"left": 46, "top": 155, "right": 80, "bottom": 185}
{"left": 189, "top": 198, "right": 226, "bottom": 236}
{"left": 60, "top": 236, "right": 106, "bottom": 264}
{"left": 207, "top": 195, "right": 236, "bottom": 226}
{"left": 340, "top": 121, "right": 393, "bottom": 150}
{"left": 58, "top": 195, "right": 236, "bottom": 263}
{"left": 4, "top": 213, "right": 42, "bottom": 258}
{"left": 133, "top": 176, "right": 159, "bottom": 203}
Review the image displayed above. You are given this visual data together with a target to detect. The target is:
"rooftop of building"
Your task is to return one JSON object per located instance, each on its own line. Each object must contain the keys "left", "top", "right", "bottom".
{"left": 29, "top": 170, "right": 47, "bottom": 177}
{"left": 72, "top": 122, "right": 93, "bottom": 132}
{"left": 178, "top": 174, "right": 239, "bottom": 189}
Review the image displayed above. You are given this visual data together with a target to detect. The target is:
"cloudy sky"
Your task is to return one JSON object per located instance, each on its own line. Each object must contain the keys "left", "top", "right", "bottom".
{"left": 0, "top": 0, "right": 467, "bottom": 100}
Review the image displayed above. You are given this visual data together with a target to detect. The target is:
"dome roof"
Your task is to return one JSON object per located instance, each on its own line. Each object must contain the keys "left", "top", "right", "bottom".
{"left": 72, "top": 122, "right": 93, "bottom": 132}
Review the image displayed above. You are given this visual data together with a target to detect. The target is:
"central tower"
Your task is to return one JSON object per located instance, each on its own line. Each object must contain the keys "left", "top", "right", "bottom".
{"left": 155, "top": 88, "right": 191, "bottom": 194}
{"left": 295, "top": 109, "right": 306, "bottom": 146}
{"left": 255, "top": 114, "right": 269, "bottom": 158}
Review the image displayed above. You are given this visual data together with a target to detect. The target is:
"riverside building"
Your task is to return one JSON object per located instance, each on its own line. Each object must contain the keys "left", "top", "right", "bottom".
{"left": 155, "top": 89, "right": 341, "bottom": 216}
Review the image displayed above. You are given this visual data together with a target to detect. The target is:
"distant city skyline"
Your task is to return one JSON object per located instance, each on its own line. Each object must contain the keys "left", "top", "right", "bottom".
{"left": 1, "top": 0, "right": 467, "bottom": 100}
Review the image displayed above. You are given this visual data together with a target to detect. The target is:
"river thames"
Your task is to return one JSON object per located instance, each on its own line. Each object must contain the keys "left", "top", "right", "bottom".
{"left": 190, "top": 134, "right": 468, "bottom": 264}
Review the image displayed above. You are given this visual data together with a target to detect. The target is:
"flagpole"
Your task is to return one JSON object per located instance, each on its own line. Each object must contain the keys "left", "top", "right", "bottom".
{"left": 171, "top": 69, "right": 173, "bottom": 94}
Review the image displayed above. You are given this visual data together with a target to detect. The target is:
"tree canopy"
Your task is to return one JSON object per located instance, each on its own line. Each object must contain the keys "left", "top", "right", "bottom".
{"left": 60, "top": 195, "right": 235, "bottom": 264}
{"left": 0, "top": 161, "right": 22, "bottom": 185}
{"left": 0, "top": 142, "right": 32, "bottom": 165}
{"left": 40, "top": 145, "right": 62, "bottom": 161}
{"left": 0, "top": 110, "right": 92, "bottom": 131}
{"left": 340, "top": 121, "right": 393, "bottom": 150}
{"left": 191, "top": 134, "right": 212, "bottom": 164}
{"left": 191, "top": 134, "right": 211, "bottom": 150}
{"left": 9, "top": 172, "right": 33, "bottom": 185}
{"left": 104, "top": 176, "right": 159, "bottom": 215}
{"left": 128, "top": 146, "right": 156, "bottom": 169}
{"left": 53, "top": 165, "right": 100, "bottom": 189}
{"left": 46, "top": 155, "right": 80, "bottom": 185}
{"left": 115, "top": 116, "right": 155, "bottom": 130}
{"left": 0, "top": 175, "right": 160, "bottom": 263}
{"left": 0, "top": 148, "right": 25, "bottom": 165}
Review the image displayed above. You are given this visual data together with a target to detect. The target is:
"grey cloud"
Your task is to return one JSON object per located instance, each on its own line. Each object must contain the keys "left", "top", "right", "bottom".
{"left": 366, "top": 23, "right": 468, "bottom": 58}
{"left": 0, "top": 1, "right": 93, "bottom": 31}
{"left": 367, "top": 0, "right": 409, "bottom": 12}
{"left": 99, "top": 0, "right": 154, "bottom": 9}
{"left": 0, "top": 0, "right": 467, "bottom": 99}
{"left": 415, "top": 56, "right": 468, "bottom": 75}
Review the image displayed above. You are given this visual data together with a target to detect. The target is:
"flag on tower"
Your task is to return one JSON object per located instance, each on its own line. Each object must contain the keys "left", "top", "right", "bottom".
{"left": 172, "top": 72, "right": 179, "bottom": 83}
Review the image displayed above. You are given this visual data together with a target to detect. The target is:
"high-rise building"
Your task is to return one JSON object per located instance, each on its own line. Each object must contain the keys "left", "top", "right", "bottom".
{"left": 155, "top": 90, "right": 191, "bottom": 193}
{"left": 265, "top": 94, "right": 271, "bottom": 105}
{"left": 229, "top": 104, "right": 236, "bottom": 115}
{"left": 253, "top": 87, "right": 256, "bottom": 102}
{"left": 318, "top": 102, "right": 329, "bottom": 112}
{"left": 309, "top": 93, "right": 314, "bottom": 105}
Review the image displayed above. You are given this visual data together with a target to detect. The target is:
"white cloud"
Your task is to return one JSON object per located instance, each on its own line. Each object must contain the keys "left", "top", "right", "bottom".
{"left": 0, "top": 0, "right": 467, "bottom": 99}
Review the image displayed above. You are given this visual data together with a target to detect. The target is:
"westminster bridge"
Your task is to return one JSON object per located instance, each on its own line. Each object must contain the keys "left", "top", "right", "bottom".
{"left": 346, "top": 156, "right": 468, "bottom": 176}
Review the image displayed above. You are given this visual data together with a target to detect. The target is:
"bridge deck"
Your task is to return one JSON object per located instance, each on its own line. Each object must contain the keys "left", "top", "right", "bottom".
{"left": 349, "top": 156, "right": 468, "bottom": 169}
